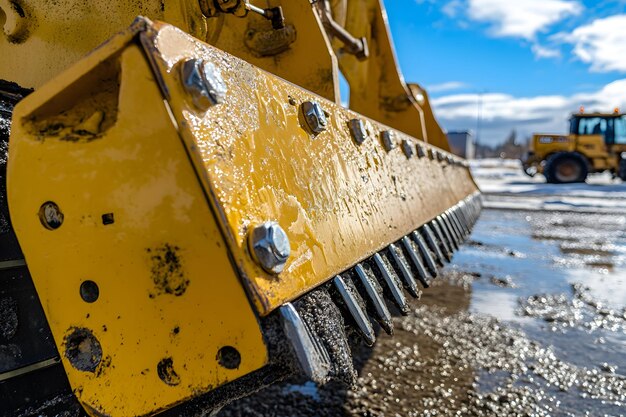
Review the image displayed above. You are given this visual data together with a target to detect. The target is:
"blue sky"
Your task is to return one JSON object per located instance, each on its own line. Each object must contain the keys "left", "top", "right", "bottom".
{"left": 372, "top": 0, "right": 626, "bottom": 146}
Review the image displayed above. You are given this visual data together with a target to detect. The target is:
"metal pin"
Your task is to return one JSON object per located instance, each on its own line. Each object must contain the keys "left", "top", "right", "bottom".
{"left": 401, "top": 237, "right": 431, "bottom": 287}
{"left": 421, "top": 224, "right": 446, "bottom": 266}
{"left": 0, "top": 259, "right": 26, "bottom": 271}
{"left": 410, "top": 231, "right": 438, "bottom": 277}
{"left": 333, "top": 275, "right": 376, "bottom": 346}
{"left": 354, "top": 264, "right": 393, "bottom": 335}
{"left": 279, "top": 303, "right": 330, "bottom": 383}
{"left": 386, "top": 244, "right": 420, "bottom": 298}
{"left": 430, "top": 220, "right": 452, "bottom": 262}
{"left": 372, "top": 253, "right": 409, "bottom": 315}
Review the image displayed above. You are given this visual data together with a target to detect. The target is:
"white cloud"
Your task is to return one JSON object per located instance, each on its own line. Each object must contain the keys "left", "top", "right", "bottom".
{"left": 467, "top": 0, "right": 582, "bottom": 39}
{"left": 557, "top": 14, "right": 626, "bottom": 72}
{"left": 531, "top": 43, "right": 561, "bottom": 59}
{"left": 442, "top": 0, "right": 463, "bottom": 17}
{"left": 432, "top": 79, "right": 626, "bottom": 145}
{"left": 428, "top": 81, "right": 469, "bottom": 93}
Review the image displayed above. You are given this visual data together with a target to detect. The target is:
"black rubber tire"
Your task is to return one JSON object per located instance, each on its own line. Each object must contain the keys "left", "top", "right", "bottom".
{"left": 618, "top": 159, "right": 626, "bottom": 181}
{"left": 544, "top": 152, "right": 589, "bottom": 184}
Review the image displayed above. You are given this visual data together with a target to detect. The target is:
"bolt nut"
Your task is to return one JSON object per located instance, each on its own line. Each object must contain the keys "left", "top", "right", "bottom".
{"left": 416, "top": 143, "right": 426, "bottom": 158}
{"left": 401, "top": 139, "right": 414, "bottom": 158}
{"left": 349, "top": 119, "right": 368, "bottom": 145}
{"left": 301, "top": 101, "right": 328, "bottom": 134}
{"left": 381, "top": 130, "right": 396, "bottom": 152}
{"left": 248, "top": 221, "right": 291, "bottom": 274}
{"left": 180, "top": 58, "right": 227, "bottom": 111}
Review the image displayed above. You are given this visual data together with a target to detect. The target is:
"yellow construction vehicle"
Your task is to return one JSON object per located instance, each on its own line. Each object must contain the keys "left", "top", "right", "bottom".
{"left": 0, "top": 1, "right": 480, "bottom": 416}
{"left": 524, "top": 110, "right": 626, "bottom": 183}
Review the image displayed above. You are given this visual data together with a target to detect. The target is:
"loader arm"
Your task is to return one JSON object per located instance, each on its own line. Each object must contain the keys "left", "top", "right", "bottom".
{"left": 1, "top": 2, "right": 480, "bottom": 416}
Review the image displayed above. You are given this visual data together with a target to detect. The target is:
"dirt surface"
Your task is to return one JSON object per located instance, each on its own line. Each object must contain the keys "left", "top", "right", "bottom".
{"left": 218, "top": 209, "right": 626, "bottom": 417}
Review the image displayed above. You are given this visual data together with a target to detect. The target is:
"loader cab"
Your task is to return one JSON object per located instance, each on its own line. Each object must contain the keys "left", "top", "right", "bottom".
{"left": 569, "top": 113, "right": 626, "bottom": 146}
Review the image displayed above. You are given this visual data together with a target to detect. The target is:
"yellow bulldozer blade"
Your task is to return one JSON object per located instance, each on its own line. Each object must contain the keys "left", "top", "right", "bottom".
{"left": 5, "top": 18, "right": 480, "bottom": 416}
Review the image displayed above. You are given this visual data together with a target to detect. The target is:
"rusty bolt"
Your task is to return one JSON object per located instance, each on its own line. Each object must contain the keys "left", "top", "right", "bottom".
{"left": 301, "top": 101, "right": 328, "bottom": 134}
{"left": 180, "top": 58, "right": 227, "bottom": 111}
{"left": 248, "top": 221, "right": 291, "bottom": 274}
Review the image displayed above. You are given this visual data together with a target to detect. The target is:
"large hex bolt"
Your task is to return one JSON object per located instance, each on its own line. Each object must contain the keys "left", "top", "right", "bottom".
{"left": 301, "top": 101, "right": 328, "bottom": 134}
{"left": 349, "top": 119, "right": 368, "bottom": 145}
{"left": 248, "top": 221, "right": 291, "bottom": 274}
{"left": 179, "top": 58, "right": 227, "bottom": 111}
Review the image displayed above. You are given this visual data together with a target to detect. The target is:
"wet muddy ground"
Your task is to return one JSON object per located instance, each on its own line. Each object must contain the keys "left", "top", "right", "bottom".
{"left": 218, "top": 208, "right": 626, "bottom": 416}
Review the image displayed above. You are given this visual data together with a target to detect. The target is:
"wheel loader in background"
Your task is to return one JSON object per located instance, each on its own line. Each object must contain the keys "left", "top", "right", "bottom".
{"left": 0, "top": 1, "right": 481, "bottom": 416}
{"left": 524, "top": 110, "right": 626, "bottom": 183}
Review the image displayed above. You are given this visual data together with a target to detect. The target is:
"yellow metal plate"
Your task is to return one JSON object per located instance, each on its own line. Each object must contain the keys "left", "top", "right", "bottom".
{"left": 139, "top": 22, "right": 478, "bottom": 315}
{"left": 8, "top": 29, "right": 267, "bottom": 416}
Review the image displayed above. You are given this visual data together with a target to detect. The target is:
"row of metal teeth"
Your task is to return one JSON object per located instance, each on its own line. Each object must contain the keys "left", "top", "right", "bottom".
{"left": 277, "top": 192, "right": 482, "bottom": 383}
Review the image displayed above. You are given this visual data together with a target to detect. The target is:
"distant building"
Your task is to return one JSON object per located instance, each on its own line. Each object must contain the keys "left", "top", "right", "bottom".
{"left": 447, "top": 130, "right": 475, "bottom": 159}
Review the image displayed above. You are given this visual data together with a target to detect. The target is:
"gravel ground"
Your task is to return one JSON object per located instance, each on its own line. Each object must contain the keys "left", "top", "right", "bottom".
{"left": 218, "top": 208, "right": 626, "bottom": 417}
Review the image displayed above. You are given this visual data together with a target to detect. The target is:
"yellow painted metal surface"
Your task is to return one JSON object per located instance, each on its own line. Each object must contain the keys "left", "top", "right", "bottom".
{"left": 140, "top": 22, "right": 477, "bottom": 315}
{"left": 335, "top": 0, "right": 450, "bottom": 150}
{"left": 7, "top": 24, "right": 267, "bottom": 416}
{"left": 2, "top": 0, "right": 446, "bottom": 148}
{"left": 0, "top": 0, "right": 208, "bottom": 89}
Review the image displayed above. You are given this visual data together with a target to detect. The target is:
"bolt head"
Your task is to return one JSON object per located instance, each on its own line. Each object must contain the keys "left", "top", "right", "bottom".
{"left": 180, "top": 58, "right": 227, "bottom": 111}
{"left": 301, "top": 101, "right": 328, "bottom": 134}
{"left": 381, "top": 130, "right": 396, "bottom": 152}
{"left": 349, "top": 119, "right": 368, "bottom": 144}
{"left": 248, "top": 221, "right": 291, "bottom": 274}
{"left": 401, "top": 139, "right": 414, "bottom": 158}
{"left": 416, "top": 143, "right": 426, "bottom": 158}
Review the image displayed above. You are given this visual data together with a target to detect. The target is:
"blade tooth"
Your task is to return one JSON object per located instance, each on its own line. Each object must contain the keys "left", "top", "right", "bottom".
{"left": 437, "top": 215, "right": 457, "bottom": 253}
{"left": 430, "top": 219, "right": 452, "bottom": 262}
{"left": 371, "top": 253, "right": 410, "bottom": 315}
{"left": 385, "top": 244, "right": 421, "bottom": 298}
{"left": 354, "top": 263, "right": 394, "bottom": 335}
{"left": 440, "top": 213, "right": 459, "bottom": 250}
{"left": 410, "top": 231, "right": 438, "bottom": 277}
{"left": 400, "top": 236, "right": 431, "bottom": 287}
{"left": 444, "top": 209, "right": 463, "bottom": 246}
{"left": 457, "top": 204, "right": 471, "bottom": 237}
{"left": 332, "top": 275, "right": 376, "bottom": 346}
{"left": 279, "top": 303, "right": 330, "bottom": 384}
{"left": 459, "top": 201, "right": 471, "bottom": 228}
{"left": 420, "top": 224, "right": 446, "bottom": 266}
{"left": 451, "top": 207, "right": 468, "bottom": 238}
